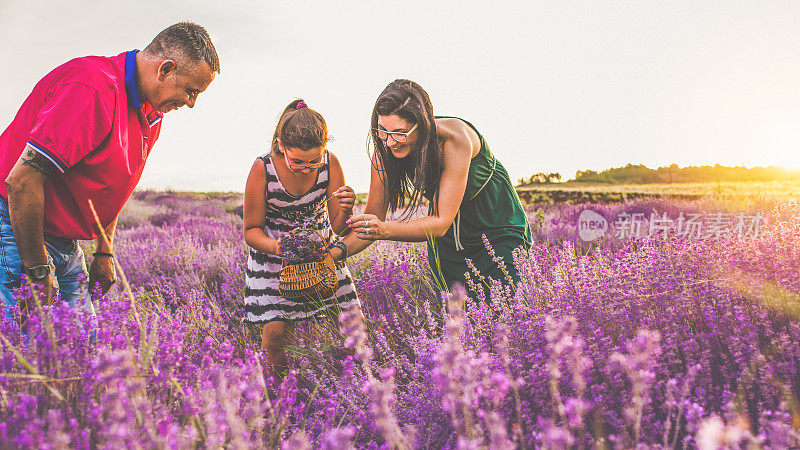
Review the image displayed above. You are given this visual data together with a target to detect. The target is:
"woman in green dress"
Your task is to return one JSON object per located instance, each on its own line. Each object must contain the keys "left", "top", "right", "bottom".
{"left": 328, "top": 79, "right": 532, "bottom": 301}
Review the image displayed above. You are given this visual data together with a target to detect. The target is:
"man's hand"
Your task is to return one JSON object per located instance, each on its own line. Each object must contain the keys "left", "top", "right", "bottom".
{"left": 20, "top": 274, "right": 54, "bottom": 316}
{"left": 89, "top": 255, "right": 116, "bottom": 294}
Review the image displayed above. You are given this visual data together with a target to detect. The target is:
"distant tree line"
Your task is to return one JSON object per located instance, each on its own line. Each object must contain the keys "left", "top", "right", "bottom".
{"left": 518, "top": 164, "right": 800, "bottom": 186}
{"left": 517, "top": 172, "right": 562, "bottom": 185}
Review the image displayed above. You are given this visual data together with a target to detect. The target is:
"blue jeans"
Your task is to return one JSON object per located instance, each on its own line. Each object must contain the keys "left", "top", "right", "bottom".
{"left": 0, "top": 198, "right": 94, "bottom": 318}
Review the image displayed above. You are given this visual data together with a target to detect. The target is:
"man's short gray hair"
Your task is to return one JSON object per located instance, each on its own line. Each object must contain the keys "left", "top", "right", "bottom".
{"left": 144, "top": 22, "right": 220, "bottom": 73}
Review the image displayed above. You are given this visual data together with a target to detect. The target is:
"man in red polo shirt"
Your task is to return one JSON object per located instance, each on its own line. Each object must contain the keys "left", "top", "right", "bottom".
{"left": 0, "top": 22, "right": 219, "bottom": 317}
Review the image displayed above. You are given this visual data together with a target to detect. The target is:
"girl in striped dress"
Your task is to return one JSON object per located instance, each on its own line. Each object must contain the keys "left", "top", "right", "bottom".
{"left": 243, "top": 99, "right": 361, "bottom": 375}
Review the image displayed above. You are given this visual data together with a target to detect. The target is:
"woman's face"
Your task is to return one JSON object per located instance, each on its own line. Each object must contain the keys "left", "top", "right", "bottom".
{"left": 376, "top": 114, "right": 418, "bottom": 159}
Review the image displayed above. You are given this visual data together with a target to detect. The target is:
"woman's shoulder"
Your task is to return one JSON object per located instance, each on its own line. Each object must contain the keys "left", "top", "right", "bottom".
{"left": 435, "top": 117, "right": 480, "bottom": 160}
{"left": 435, "top": 117, "right": 479, "bottom": 143}
{"left": 434, "top": 116, "right": 467, "bottom": 134}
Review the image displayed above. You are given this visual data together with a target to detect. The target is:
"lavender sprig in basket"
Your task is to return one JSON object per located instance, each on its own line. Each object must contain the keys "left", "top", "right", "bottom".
{"left": 278, "top": 228, "right": 328, "bottom": 265}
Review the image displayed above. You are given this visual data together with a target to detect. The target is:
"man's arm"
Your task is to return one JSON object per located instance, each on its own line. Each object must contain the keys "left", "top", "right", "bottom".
{"left": 5, "top": 146, "right": 56, "bottom": 267}
{"left": 89, "top": 216, "right": 117, "bottom": 294}
{"left": 96, "top": 217, "right": 117, "bottom": 252}
{"left": 5, "top": 146, "right": 56, "bottom": 301}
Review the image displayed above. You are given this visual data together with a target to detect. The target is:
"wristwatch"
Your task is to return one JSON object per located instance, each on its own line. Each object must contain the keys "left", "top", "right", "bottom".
{"left": 24, "top": 264, "right": 51, "bottom": 281}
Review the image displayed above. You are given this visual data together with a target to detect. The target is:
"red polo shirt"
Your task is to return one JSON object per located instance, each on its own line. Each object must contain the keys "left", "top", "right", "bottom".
{"left": 0, "top": 50, "right": 162, "bottom": 240}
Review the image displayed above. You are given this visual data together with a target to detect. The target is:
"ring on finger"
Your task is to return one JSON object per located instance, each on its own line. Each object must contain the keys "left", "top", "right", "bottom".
{"left": 363, "top": 220, "right": 369, "bottom": 228}
{"left": 364, "top": 226, "right": 370, "bottom": 235}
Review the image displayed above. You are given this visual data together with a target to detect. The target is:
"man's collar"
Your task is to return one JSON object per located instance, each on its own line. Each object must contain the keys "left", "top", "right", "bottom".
{"left": 124, "top": 50, "right": 142, "bottom": 108}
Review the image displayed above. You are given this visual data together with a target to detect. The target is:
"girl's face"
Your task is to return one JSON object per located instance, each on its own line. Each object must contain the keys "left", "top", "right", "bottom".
{"left": 376, "top": 114, "right": 419, "bottom": 159}
{"left": 278, "top": 141, "right": 327, "bottom": 175}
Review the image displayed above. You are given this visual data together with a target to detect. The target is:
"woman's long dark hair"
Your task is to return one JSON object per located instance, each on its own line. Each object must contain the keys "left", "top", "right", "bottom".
{"left": 370, "top": 79, "right": 442, "bottom": 216}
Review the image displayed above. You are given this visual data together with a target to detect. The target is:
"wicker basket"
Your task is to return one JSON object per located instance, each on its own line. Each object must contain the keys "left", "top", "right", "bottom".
{"left": 278, "top": 228, "right": 338, "bottom": 300}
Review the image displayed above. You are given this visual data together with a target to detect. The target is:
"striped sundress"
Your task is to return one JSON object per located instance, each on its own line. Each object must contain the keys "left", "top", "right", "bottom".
{"left": 244, "top": 152, "right": 361, "bottom": 323}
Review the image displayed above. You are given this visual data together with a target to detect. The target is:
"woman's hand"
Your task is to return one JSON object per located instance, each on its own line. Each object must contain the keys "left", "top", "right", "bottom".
{"left": 333, "top": 185, "right": 355, "bottom": 214}
{"left": 347, "top": 213, "right": 388, "bottom": 240}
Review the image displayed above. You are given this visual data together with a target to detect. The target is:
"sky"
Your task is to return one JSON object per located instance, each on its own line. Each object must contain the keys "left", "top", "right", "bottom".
{"left": 2, "top": 1, "right": 800, "bottom": 192}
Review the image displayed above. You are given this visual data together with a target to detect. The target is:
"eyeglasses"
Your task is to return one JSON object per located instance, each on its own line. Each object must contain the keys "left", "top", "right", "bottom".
{"left": 285, "top": 150, "right": 328, "bottom": 172}
{"left": 373, "top": 123, "right": 418, "bottom": 143}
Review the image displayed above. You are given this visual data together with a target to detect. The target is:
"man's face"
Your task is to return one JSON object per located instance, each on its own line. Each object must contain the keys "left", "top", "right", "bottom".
{"left": 150, "top": 59, "right": 215, "bottom": 113}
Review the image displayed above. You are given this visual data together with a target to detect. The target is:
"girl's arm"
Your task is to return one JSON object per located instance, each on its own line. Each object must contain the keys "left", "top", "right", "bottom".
{"left": 347, "top": 123, "right": 473, "bottom": 242}
{"left": 326, "top": 152, "right": 355, "bottom": 235}
{"left": 243, "top": 158, "right": 280, "bottom": 255}
{"left": 331, "top": 155, "right": 390, "bottom": 260}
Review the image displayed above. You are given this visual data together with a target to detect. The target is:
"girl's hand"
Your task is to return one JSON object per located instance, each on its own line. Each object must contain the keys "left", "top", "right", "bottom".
{"left": 334, "top": 185, "right": 356, "bottom": 213}
{"left": 347, "top": 213, "right": 386, "bottom": 240}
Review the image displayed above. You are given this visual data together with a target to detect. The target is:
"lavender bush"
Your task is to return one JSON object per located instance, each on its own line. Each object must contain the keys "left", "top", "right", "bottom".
{"left": 0, "top": 191, "right": 798, "bottom": 448}
{"left": 279, "top": 229, "right": 328, "bottom": 265}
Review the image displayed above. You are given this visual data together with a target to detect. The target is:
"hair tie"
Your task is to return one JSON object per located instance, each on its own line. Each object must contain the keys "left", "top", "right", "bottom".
{"left": 296, "top": 101, "right": 308, "bottom": 109}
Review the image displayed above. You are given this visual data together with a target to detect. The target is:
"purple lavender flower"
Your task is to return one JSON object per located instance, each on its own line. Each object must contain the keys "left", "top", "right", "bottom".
{"left": 1, "top": 192, "right": 796, "bottom": 448}
{"left": 319, "top": 426, "right": 356, "bottom": 450}
{"left": 279, "top": 228, "right": 327, "bottom": 265}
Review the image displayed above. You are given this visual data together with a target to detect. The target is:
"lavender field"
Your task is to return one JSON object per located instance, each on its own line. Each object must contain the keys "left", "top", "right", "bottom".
{"left": 1, "top": 190, "right": 799, "bottom": 448}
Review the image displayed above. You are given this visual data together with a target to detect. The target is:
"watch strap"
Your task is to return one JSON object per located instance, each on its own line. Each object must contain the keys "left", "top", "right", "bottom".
{"left": 24, "top": 263, "right": 51, "bottom": 280}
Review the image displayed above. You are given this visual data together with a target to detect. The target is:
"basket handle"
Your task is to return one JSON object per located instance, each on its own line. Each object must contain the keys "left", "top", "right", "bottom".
{"left": 322, "top": 252, "right": 336, "bottom": 274}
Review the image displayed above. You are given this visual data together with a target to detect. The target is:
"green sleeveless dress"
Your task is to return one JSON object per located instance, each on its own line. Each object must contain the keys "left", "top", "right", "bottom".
{"left": 425, "top": 117, "right": 532, "bottom": 296}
